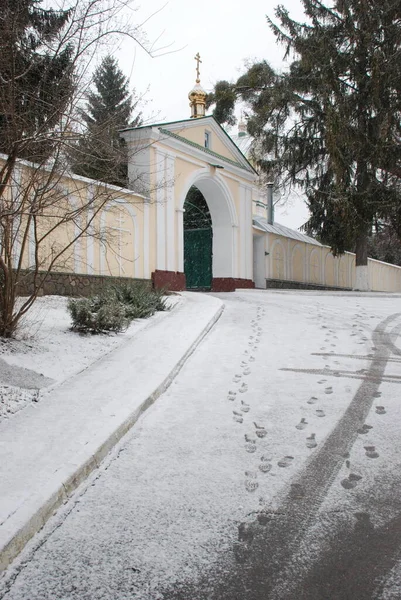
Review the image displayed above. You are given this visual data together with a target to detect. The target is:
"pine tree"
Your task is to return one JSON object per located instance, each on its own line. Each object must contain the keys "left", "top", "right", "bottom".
{"left": 72, "top": 55, "right": 142, "bottom": 186}
{"left": 209, "top": 1, "right": 401, "bottom": 289}
{"left": 0, "top": 0, "right": 74, "bottom": 163}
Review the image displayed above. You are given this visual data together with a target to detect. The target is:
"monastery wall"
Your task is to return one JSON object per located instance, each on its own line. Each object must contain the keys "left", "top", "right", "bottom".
{"left": 261, "top": 231, "right": 401, "bottom": 292}
{"left": 0, "top": 156, "right": 148, "bottom": 282}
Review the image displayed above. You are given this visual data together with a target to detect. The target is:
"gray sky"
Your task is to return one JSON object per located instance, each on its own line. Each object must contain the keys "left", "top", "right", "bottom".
{"left": 113, "top": 0, "right": 310, "bottom": 229}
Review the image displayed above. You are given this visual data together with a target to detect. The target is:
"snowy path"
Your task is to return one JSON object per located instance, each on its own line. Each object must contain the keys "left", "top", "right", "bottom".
{"left": 2, "top": 290, "right": 401, "bottom": 600}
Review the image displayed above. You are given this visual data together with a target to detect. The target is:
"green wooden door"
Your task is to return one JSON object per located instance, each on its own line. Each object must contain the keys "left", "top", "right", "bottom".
{"left": 184, "top": 228, "right": 213, "bottom": 289}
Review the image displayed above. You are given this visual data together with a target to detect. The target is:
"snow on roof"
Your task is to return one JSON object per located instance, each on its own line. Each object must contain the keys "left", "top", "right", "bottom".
{"left": 253, "top": 215, "right": 322, "bottom": 246}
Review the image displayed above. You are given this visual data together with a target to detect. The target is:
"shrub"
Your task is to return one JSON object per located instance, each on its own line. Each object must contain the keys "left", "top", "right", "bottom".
{"left": 67, "top": 293, "right": 128, "bottom": 334}
{"left": 110, "top": 282, "right": 168, "bottom": 320}
{"left": 68, "top": 282, "right": 168, "bottom": 334}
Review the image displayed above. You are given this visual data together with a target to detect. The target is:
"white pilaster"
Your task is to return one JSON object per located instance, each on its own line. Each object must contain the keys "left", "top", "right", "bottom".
{"left": 69, "top": 196, "right": 82, "bottom": 274}
{"left": 245, "top": 186, "right": 253, "bottom": 279}
{"left": 176, "top": 208, "right": 184, "bottom": 272}
{"left": 155, "top": 151, "right": 166, "bottom": 270}
{"left": 11, "top": 166, "right": 23, "bottom": 268}
{"left": 232, "top": 224, "right": 239, "bottom": 277}
{"left": 239, "top": 185, "right": 246, "bottom": 278}
{"left": 166, "top": 156, "right": 175, "bottom": 271}
{"left": 143, "top": 200, "right": 150, "bottom": 278}
{"left": 86, "top": 186, "right": 95, "bottom": 274}
{"left": 29, "top": 221, "right": 35, "bottom": 269}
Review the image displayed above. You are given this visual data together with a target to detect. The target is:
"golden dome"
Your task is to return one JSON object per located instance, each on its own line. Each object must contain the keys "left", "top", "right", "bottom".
{"left": 189, "top": 53, "right": 207, "bottom": 118}
{"left": 188, "top": 82, "right": 207, "bottom": 102}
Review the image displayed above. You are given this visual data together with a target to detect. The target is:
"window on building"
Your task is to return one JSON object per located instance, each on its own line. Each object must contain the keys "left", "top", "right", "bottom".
{"left": 204, "top": 131, "right": 211, "bottom": 149}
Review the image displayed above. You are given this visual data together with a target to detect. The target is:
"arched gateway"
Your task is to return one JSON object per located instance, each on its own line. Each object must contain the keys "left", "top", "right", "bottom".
{"left": 120, "top": 116, "right": 257, "bottom": 291}
{"left": 183, "top": 187, "right": 212, "bottom": 289}
{"left": 118, "top": 54, "right": 257, "bottom": 292}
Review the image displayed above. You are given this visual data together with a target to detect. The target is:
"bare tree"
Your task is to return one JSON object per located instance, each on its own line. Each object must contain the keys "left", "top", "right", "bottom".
{"left": 0, "top": 0, "right": 162, "bottom": 337}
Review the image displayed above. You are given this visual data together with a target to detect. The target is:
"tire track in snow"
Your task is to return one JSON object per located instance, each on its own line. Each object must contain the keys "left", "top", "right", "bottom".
{"left": 163, "top": 312, "right": 401, "bottom": 600}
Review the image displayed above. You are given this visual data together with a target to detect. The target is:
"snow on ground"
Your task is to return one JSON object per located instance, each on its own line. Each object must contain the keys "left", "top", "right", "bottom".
{"left": 0, "top": 295, "right": 180, "bottom": 422}
{"left": 3, "top": 290, "right": 401, "bottom": 600}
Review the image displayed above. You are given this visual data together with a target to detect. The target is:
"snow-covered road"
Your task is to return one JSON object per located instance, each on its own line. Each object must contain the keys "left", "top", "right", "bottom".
{"left": 2, "top": 290, "right": 401, "bottom": 600}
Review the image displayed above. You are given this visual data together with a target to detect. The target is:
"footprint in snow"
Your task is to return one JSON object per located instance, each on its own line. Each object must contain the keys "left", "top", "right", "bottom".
{"left": 239, "top": 383, "right": 248, "bottom": 393}
{"left": 227, "top": 392, "right": 236, "bottom": 401}
{"left": 244, "top": 435, "right": 257, "bottom": 453}
{"left": 373, "top": 391, "right": 382, "bottom": 398}
{"left": 241, "top": 400, "right": 250, "bottom": 413}
{"left": 364, "top": 445, "right": 380, "bottom": 459}
{"left": 259, "top": 460, "right": 272, "bottom": 473}
{"left": 318, "top": 379, "right": 327, "bottom": 384}
{"left": 249, "top": 356, "right": 255, "bottom": 362}
{"left": 296, "top": 418, "right": 308, "bottom": 430}
{"left": 278, "top": 456, "right": 294, "bottom": 468}
{"left": 357, "top": 423, "right": 373, "bottom": 435}
{"left": 316, "top": 409, "right": 325, "bottom": 417}
{"left": 376, "top": 406, "right": 386, "bottom": 415}
{"left": 325, "top": 387, "right": 333, "bottom": 395}
{"left": 233, "top": 375, "right": 241, "bottom": 383}
{"left": 244, "top": 471, "right": 259, "bottom": 492}
{"left": 233, "top": 411, "right": 243, "bottom": 424}
{"left": 307, "top": 396, "right": 318, "bottom": 405}
{"left": 254, "top": 422, "right": 267, "bottom": 438}
{"left": 306, "top": 433, "right": 317, "bottom": 448}
{"left": 341, "top": 473, "right": 362, "bottom": 490}
{"left": 243, "top": 368, "right": 251, "bottom": 376}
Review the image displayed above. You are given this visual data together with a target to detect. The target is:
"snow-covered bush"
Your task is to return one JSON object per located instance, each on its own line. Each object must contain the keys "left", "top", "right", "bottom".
{"left": 110, "top": 282, "right": 168, "bottom": 320}
{"left": 68, "top": 293, "right": 128, "bottom": 333}
{"left": 68, "top": 282, "right": 168, "bottom": 334}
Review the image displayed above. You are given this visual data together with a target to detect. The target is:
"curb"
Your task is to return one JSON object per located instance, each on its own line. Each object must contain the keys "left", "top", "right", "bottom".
{"left": 0, "top": 300, "right": 224, "bottom": 573}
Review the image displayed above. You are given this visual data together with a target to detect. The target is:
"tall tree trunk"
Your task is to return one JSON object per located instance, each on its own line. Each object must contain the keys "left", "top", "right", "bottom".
{"left": 354, "top": 228, "right": 370, "bottom": 291}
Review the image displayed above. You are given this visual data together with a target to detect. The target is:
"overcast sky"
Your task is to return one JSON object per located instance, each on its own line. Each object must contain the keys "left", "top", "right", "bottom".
{"left": 112, "top": 0, "right": 310, "bottom": 229}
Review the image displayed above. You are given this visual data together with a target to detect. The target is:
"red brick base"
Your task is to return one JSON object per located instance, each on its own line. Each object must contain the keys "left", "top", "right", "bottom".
{"left": 152, "top": 272, "right": 255, "bottom": 293}
{"left": 151, "top": 270, "right": 186, "bottom": 291}
{"left": 211, "top": 278, "right": 255, "bottom": 292}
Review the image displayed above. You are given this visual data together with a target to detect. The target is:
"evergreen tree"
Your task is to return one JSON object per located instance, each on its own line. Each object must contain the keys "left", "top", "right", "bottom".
{"left": 0, "top": 0, "right": 74, "bottom": 163}
{"left": 209, "top": 1, "right": 401, "bottom": 288}
{"left": 368, "top": 222, "right": 401, "bottom": 267}
{"left": 72, "top": 55, "right": 142, "bottom": 186}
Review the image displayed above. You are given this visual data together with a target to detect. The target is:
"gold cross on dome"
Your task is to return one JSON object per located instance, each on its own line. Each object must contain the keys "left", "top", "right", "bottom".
{"left": 194, "top": 52, "right": 202, "bottom": 82}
